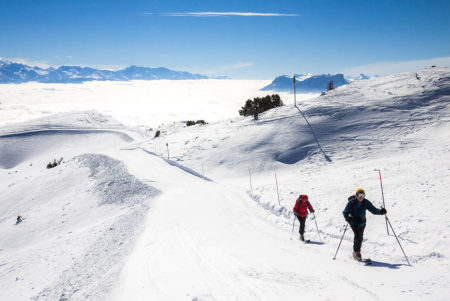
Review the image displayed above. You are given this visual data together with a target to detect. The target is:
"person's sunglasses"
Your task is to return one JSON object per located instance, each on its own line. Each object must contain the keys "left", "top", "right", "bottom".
{"left": 357, "top": 193, "right": 365, "bottom": 198}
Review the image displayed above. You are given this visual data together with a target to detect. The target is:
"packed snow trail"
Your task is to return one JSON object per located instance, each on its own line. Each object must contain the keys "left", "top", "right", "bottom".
{"left": 113, "top": 149, "right": 338, "bottom": 300}
{"left": 110, "top": 148, "right": 446, "bottom": 301}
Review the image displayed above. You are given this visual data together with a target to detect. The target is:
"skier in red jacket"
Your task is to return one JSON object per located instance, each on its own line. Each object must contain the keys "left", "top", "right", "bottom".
{"left": 293, "top": 194, "right": 315, "bottom": 241}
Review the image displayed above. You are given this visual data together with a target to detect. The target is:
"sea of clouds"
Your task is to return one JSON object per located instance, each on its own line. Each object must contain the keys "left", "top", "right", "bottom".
{"left": 0, "top": 80, "right": 318, "bottom": 128}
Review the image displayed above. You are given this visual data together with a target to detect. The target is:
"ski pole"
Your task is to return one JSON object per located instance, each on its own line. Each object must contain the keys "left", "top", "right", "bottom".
{"left": 290, "top": 215, "right": 296, "bottom": 240}
{"left": 374, "top": 169, "right": 389, "bottom": 235}
{"left": 386, "top": 216, "right": 411, "bottom": 266}
{"left": 333, "top": 223, "right": 348, "bottom": 260}
{"left": 312, "top": 212, "right": 322, "bottom": 242}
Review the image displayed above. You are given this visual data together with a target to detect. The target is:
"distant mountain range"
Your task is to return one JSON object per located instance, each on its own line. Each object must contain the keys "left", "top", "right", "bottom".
{"left": 261, "top": 73, "right": 350, "bottom": 93}
{"left": 261, "top": 73, "right": 373, "bottom": 93}
{"left": 0, "top": 60, "right": 211, "bottom": 83}
{"left": 345, "top": 73, "right": 372, "bottom": 81}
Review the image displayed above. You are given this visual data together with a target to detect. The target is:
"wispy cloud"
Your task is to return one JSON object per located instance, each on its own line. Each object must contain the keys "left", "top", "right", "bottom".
{"left": 143, "top": 12, "right": 298, "bottom": 17}
{"left": 189, "top": 61, "right": 253, "bottom": 77}
{"left": 343, "top": 56, "right": 450, "bottom": 76}
{"left": 218, "top": 61, "right": 254, "bottom": 70}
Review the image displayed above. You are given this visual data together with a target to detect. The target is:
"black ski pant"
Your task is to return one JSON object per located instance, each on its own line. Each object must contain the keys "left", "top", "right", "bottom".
{"left": 296, "top": 215, "right": 307, "bottom": 235}
{"left": 350, "top": 224, "right": 366, "bottom": 253}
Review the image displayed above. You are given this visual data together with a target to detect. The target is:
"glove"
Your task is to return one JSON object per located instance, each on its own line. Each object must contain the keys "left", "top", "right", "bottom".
{"left": 293, "top": 212, "right": 299, "bottom": 217}
{"left": 310, "top": 209, "right": 315, "bottom": 213}
{"left": 345, "top": 216, "right": 353, "bottom": 222}
{"left": 380, "top": 207, "right": 387, "bottom": 215}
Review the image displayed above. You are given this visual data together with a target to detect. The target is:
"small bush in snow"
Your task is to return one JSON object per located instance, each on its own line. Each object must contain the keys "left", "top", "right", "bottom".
{"left": 186, "top": 120, "right": 207, "bottom": 126}
{"left": 239, "top": 94, "right": 283, "bottom": 117}
{"left": 46, "top": 157, "right": 63, "bottom": 169}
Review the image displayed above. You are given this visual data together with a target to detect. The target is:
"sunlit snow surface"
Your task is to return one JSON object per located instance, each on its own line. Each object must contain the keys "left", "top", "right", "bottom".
{"left": 1, "top": 68, "right": 450, "bottom": 300}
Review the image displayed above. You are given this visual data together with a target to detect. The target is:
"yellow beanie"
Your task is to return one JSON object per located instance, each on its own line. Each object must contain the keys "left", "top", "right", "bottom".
{"left": 356, "top": 188, "right": 365, "bottom": 195}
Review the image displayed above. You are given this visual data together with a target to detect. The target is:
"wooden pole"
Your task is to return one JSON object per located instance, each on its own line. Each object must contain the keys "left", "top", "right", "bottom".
{"left": 275, "top": 172, "right": 281, "bottom": 205}
{"left": 293, "top": 75, "right": 297, "bottom": 106}
{"left": 248, "top": 168, "right": 253, "bottom": 195}
{"left": 166, "top": 143, "right": 169, "bottom": 160}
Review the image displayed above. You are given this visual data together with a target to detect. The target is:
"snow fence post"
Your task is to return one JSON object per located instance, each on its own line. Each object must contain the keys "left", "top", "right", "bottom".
{"left": 293, "top": 75, "right": 296, "bottom": 107}
{"left": 275, "top": 172, "right": 281, "bottom": 206}
{"left": 166, "top": 143, "right": 169, "bottom": 160}
{"left": 248, "top": 168, "right": 253, "bottom": 196}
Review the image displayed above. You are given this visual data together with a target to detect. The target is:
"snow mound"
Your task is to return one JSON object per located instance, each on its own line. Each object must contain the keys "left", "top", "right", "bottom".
{"left": 75, "top": 153, "right": 157, "bottom": 205}
{"left": 0, "top": 110, "right": 124, "bottom": 135}
{"left": 0, "top": 111, "right": 134, "bottom": 169}
{"left": 0, "top": 152, "right": 159, "bottom": 301}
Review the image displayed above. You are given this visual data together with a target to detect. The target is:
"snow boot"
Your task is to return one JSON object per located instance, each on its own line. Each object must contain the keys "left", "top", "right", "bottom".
{"left": 353, "top": 251, "right": 362, "bottom": 261}
{"left": 300, "top": 234, "right": 305, "bottom": 242}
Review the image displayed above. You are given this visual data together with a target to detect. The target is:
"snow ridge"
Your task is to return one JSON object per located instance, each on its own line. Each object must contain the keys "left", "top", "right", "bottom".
{"left": 76, "top": 154, "right": 157, "bottom": 205}
{"left": 32, "top": 154, "right": 159, "bottom": 301}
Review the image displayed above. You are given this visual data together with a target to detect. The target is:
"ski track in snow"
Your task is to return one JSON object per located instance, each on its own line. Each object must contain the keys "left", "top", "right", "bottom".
{"left": 337, "top": 275, "right": 380, "bottom": 300}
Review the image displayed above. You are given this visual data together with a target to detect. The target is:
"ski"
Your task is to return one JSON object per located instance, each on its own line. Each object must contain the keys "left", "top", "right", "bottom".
{"left": 354, "top": 257, "right": 372, "bottom": 265}
{"left": 298, "top": 237, "right": 311, "bottom": 243}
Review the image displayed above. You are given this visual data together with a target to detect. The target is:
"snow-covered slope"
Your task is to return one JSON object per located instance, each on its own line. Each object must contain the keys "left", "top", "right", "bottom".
{"left": 1, "top": 67, "right": 449, "bottom": 300}
{"left": 148, "top": 67, "right": 449, "bottom": 176}
{"left": 0, "top": 111, "right": 136, "bottom": 169}
{"left": 0, "top": 110, "right": 125, "bottom": 135}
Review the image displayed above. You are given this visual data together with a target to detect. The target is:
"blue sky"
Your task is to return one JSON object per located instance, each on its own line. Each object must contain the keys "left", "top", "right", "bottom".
{"left": 1, "top": 0, "right": 449, "bottom": 78}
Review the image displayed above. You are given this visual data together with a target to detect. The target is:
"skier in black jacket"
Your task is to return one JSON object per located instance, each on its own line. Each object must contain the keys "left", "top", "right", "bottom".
{"left": 343, "top": 188, "right": 386, "bottom": 260}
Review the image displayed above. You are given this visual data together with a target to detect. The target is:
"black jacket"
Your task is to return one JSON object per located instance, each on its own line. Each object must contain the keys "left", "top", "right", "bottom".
{"left": 343, "top": 195, "right": 382, "bottom": 227}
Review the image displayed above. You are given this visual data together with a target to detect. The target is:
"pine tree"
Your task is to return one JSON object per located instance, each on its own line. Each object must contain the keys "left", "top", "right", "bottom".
{"left": 239, "top": 94, "right": 283, "bottom": 117}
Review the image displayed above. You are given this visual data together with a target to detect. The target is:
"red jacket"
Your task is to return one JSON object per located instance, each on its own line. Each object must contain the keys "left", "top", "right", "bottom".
{"left": 293, "top": 195, "right": 313, "bottom": 217}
